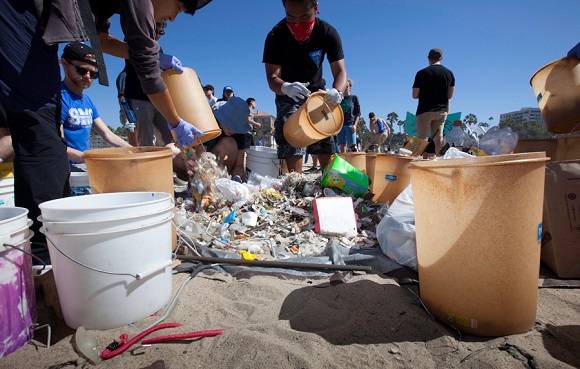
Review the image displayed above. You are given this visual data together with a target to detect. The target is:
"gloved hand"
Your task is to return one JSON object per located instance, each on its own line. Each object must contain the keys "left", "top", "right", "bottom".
{"left": 567, "top": 42, "right": 580, "bottom": 59}
{"left": 281, "top": 82, "right": 311, "bottom": 102}
{"left": 324, "top": 88, "right": 344, "bottom": 105}
{"left": 168, "top": 119, "right": 204, "bottom": 147}
{"left": 159, "top": 53, "right": 183, "bottom": 73}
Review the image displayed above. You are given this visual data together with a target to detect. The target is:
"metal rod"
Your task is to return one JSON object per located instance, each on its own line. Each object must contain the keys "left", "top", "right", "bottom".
{"left": 176, "top": 254, "right": 372, "bottom": 272}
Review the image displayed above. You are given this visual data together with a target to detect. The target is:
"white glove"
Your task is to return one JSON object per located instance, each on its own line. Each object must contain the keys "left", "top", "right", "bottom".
{"left": 324, "top": 88, "right": 344, "bottom": 105}
{"left": 281, "top": 82, "right": 311, "bottom": 102}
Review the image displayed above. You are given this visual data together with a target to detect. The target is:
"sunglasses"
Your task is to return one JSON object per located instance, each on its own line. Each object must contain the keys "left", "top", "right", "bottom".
{"left": 69, "top": 63, "right": 98, "bottom": 79}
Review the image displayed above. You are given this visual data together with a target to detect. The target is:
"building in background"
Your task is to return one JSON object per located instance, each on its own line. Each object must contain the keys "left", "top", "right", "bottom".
{"left": 252, "top": 112, "right": 276, "bottom": 147}
{"left": 499, "top": 107, "right": 544, "bottom": 126}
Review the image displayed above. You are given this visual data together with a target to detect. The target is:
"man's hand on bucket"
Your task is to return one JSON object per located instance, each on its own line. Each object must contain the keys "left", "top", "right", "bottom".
{"left": 159, "top": 53, "right": 183, "bottom": 73}
{"left": 323, "top": 88, "right": 344, "bottom": 105}
{"left": 281, "top": 82, "right": 311, "bottom": 102}
{"left": 168, "top": 119, "right": 204, "bottom": 148}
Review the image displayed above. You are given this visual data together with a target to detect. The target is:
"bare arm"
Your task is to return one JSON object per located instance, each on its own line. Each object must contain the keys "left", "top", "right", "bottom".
{"left": 448, "top": 86, "right": 455, "bottom": 100}
{"left": 265, "top": 63, "right": 284, "bottom": 95}
{"left": 247, "top": 115, "right": 261, "bottom": 128}
{"left": 99, "top": 33, "right": 129, "bottom": 59}
{"left": 92, "top": 117, "right": 132, "bottom": 148}
{"left": 412, "top": 87, "right": 420, "bottom": 99}
{"left": 329, "top": 59, "right": 347, "bottom": 93}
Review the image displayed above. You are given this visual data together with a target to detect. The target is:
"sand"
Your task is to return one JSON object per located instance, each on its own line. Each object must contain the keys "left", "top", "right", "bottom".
{"left": 1, "top": 265, "right": 579, "bottom": 369}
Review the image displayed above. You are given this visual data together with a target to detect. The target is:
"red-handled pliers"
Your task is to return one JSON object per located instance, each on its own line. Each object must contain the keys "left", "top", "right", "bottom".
{"left": 100, "top": 323, "right": 223, "bottom": 360}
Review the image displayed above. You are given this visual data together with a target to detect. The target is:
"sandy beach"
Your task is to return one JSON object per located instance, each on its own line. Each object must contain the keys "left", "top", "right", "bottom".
{"left": 1, "top": 262, "right": 579, "bottom": 369}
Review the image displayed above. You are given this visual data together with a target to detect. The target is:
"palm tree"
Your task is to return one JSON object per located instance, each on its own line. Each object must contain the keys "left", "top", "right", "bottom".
{"left": 488, "top": 116, "right": 494, "bottom": 126}
{"left": 397, "top": 119, "right": 405, "bottom": 133}
{"left": 463, "top": 113, "right": 478, "bottom": 128}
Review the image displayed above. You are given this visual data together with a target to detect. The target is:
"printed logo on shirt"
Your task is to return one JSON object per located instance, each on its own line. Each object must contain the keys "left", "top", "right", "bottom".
{"left": 67, "top": 108, "right": 93, "bottom": 127}
{"left": 309, "top": 50, "right": 323, "bottom": 67}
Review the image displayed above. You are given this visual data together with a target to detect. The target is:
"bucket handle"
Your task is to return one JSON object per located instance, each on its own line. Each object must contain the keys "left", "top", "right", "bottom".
{"left": 411, "top": 157, "right": 549, "bottom": 170}
{"left": 2, "top": 231, "right": 47, "bottom": 271}
{"left": 41, "top": 228, "right": 171, "bottom": 280}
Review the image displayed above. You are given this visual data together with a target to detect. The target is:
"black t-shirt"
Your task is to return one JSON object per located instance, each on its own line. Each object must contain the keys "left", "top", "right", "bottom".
{"left": 263, "top": 18, "right": 344, "bottom": 93}
{"left": 341, "top": 95, "right": 361, "bottom": 126}
{"left": 123, "top": 59, "right": 149, "bottom": 101}
{"left": 413, "top": 64, "right": 455, "bottom": 115}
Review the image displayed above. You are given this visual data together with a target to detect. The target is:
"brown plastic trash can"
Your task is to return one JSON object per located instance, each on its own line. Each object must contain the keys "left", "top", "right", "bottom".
{"left": 283, "top": 91, "right": 343, "bottom": 148}
{"left": 162, "top": 67, "right": 221, "bottom": 145}
{"left": 411, "top": 152, "right": 549, "bottom": 336}
{"left": 366, "top": 153, "right": 414, "bottom": 204}
{"left": 84, "top": 147, "right": 177, "bottom": 250}
{"left": 530, "top": 57, "right": 580, "bottom": 134}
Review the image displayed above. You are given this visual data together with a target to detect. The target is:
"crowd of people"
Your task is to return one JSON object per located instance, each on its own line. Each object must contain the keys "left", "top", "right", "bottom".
{"left": 0, "top": 0, "right": 577, "bottom": 265}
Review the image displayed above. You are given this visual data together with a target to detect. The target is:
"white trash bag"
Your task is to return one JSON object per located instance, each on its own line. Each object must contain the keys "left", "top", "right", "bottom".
{"left": 376, "top": 183, "right": 417, "bottom": 270}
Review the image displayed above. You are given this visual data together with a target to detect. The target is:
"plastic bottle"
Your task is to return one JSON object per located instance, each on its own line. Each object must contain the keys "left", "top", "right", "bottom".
{"left": 444, "top": 120, "right": 469, "bottom": 148}
{"left": 119, "top": 97, "right": 137, "bottom": 124}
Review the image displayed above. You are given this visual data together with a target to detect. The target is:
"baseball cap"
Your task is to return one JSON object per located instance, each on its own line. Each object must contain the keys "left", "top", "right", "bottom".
{"left": 183, "top": 0, "right": 213, "bottom": 15}
{"left": 203, "top": 84, "right": 214, "bottom": 92}
{"left": 223, "top": 86, "right": 234, "bottom": 94}
{"left": 213, "top": 97, "right": 251, "bottom": 134}
{"left": 428, "top": 48, "right": 443, "bottom": 60}
{"left": 61, "top": 42, "right": 98, "bottom": 66}
{"left": 369, "top": 112, "right": 375, "bottom": 118}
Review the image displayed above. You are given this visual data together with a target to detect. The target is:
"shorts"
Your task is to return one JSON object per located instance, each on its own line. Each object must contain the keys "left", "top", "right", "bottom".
{"left": 337, "top": 124, "right": 356, "bottom": 145}
{"left": 371, "top": 132, "right": 389, "bottom": 145}
{"left": 306, "top": 136, "right": 335, "bottom": 155}
{"left": 416, "top": 110, "right": 447, "bottom": 139}
{"left": 205, "top": 132, "right": 246, "bottom": 152}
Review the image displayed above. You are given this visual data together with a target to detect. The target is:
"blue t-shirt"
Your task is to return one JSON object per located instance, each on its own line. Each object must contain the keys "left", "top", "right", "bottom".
{"left": 61, "top": 82, "right": 100, "bottom": 153}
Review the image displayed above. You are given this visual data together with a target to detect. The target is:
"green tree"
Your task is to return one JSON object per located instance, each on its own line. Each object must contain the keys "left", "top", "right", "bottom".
{"left": 356, "top": 117, "right": 370, "bottom": 149}
{"left": 463, "top": 113, "right": 478, "bottom": 127}
{"left": 397, "top": 119, "right": 405, "bottom": 133}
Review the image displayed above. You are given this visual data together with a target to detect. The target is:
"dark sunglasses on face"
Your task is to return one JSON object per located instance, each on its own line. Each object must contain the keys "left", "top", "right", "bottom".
{"left": 70, "top": 63, "right": 98, "bottom": 79}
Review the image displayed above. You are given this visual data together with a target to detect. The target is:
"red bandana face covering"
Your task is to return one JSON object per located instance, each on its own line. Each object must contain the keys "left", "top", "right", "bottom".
{"left": 287, "top": 18, "right": 316, "bottom": 42}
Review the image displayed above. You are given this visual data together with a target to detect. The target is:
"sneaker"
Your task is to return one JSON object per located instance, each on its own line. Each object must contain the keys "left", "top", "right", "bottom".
{"left": 304, "top": 166, "right": 319, "bottom": 173}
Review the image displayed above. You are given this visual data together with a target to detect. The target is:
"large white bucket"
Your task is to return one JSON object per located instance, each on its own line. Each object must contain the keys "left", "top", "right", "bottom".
{"left": 39, "top": 203, "right": 174, "bottom": 234}
{"left": 0, "top": 177, "right": 15, "bottom": 207}
{"left": 0, "top": 207, "right": 35, "bottom": 358}
{"left": 246, "top": 146, "right": 281, "bottom": 178}
{"left": 39, "top": 192, "right": 172, "bottom": 222}
{"left": 43, "top": 213, "right": 174, "bottom": 330}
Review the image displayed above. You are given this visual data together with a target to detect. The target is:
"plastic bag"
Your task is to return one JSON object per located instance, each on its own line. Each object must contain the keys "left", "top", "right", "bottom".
{"left": 215, "top": 178, "right": 253, "bottom": 208}
{"left": 376, "top": 183, "right": 417, "bottom": 270}
{"left": 477, "top": 126, "right": 519, "bottom": 155}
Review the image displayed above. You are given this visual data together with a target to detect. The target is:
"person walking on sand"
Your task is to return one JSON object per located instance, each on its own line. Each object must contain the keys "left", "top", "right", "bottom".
{"left": 263, "top": 0, "right": 347, "bottom": 173}
{"left": 412, "top": 48, "right": 455, "bottom": 157}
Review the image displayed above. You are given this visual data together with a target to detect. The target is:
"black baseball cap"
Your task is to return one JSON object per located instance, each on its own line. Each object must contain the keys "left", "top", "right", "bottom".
{"left": 428, "top": 48, "right": 443, "bottom": 60}
{"left": 369, "top": 112, "right": 375, "bottom": 118}
{"left": 61, "top": 42, "right": 98, "bottom": 66}
{"left": 203, "top": 84, "right": 214, "bottom": 92}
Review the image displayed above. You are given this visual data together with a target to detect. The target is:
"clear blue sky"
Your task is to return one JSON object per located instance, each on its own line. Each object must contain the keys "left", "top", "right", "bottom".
{"left": 80, "top": 0, "right": 578, "bottom": 132}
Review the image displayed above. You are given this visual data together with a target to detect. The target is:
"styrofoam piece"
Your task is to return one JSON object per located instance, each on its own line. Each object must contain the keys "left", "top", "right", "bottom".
{"left": 313, "top": 197, "right": 358, "bottom": 237}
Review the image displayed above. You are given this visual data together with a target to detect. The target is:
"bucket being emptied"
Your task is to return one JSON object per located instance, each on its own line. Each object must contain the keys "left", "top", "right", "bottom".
{"left": 0, "top": 207, "right": 35, "bottom": 358}
{"left": 530, "top": 56, "right": 580, "bottom": 134}
{"left": 283, "top": 91, "right": 344, "bottom": 148}
{"left": 410, "top": 152, "right": 549, "bottom": 337}
{"left": 40, "top": 193, "right": 174, "bottom": 330}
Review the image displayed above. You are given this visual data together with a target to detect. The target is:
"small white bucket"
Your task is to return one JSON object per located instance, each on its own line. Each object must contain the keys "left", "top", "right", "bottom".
{"left": 247, "top": 147, "right": 281, "bottom": 178}
{"left": 39, "top": 192, "right": 172, "bottom": 222}
{"left": 0, "top": 209, "right": 35, "bottom": 358}
{"left": 69, "top": 172, "right": 92, "bottom": 196}
{"left": 0, "top": 177, "right": 15, "bottom": 207}
{"left": 43, "top": 213, "right": 174, "bottom": 330}
{"left": 39, "top": 203, "right": 174, "bottom": 234}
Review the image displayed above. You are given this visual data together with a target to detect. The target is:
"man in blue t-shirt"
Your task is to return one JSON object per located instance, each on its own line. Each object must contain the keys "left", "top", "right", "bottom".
{"left": 262, "top": 0, "right": 347, "bottom": 173}
{"left": 60, "top": 42, "right": 131, "bottom": 165}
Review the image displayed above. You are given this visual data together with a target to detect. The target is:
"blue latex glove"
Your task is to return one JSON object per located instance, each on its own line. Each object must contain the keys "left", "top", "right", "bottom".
{"left": 159, "top": 53, "right": 183, "bottom": 73}
{"left": 168, "top": 119, "right": 204, "bottom": 147}
{"left": 567, "top": 42, "right": 580, "bottom": 59}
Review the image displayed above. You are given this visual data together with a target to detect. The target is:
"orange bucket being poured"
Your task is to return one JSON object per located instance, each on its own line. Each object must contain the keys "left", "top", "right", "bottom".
{"left": 283, "top": 91, "right": 344, "bottom": 148}
{"left": 162, "top": 67, "right": 222, "bottom": 145}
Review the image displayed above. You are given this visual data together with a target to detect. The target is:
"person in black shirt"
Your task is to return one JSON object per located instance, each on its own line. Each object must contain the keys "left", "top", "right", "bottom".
{"left": 262, "top": 0, "right": 347, "bottom": 172}
{"left": 412, "top": 48, "right": 455, "bottom": 157}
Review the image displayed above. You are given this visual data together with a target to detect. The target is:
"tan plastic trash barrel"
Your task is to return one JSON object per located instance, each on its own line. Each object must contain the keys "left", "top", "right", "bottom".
{"left": 530, "top": 57, "right": 580, "bottom": 134}
{"left": 283, "top": 91, "right": 343, "bottom": 148}
{"left": 411, "top": 152, "right": 549, "bottom": 337}
{"left": 366, "top": 153, "right": 414, "bottom": 204}
{"left": 513, "top": 138, "right": 558, "bottom": 162}
{"left": 162, "top": 68, "right": 221, "bottom": 145}
{"left": 84, "top": 147, "right": 177, "bottom": 250}
{"left": 555, "top": 135, "right": 580, "bottom": 161}
{"left": 338, "top": 152, "right": 366, "bottom": 173}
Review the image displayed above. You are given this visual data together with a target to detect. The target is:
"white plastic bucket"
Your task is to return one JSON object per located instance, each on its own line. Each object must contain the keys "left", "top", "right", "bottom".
{"left": 39, "top": 203, "right": 174, "bottom": 234}
{"left": 246, "top": 146, "right": 280, "bottom": 178}
{"left": 43, "top": 213, "right": 174, "bottom": 330}
{"left": 39, "top": 192, "right": 172, "bottom": 222}
{"left": 0, "top": 207, "right": 35, "bottom": 358}
{"left": 69, "top": 172, "right": 92, "bottom": 196}
{"left": 0, "top": 177, "right": 15, "bottom": 207}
